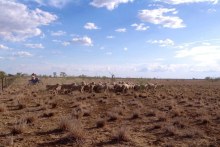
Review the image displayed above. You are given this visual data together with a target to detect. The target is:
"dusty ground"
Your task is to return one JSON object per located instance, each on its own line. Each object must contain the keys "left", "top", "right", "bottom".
{"left": 0, "top": 77, "right": 220, "bottom": 147}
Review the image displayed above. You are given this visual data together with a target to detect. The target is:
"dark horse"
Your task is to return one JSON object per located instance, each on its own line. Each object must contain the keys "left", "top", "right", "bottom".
{"left": 28, "top": 77, "right": 41, "bottom": 85}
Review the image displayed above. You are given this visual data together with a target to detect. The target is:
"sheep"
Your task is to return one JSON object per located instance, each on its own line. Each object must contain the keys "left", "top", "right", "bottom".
{"left": 61, "top": 83, "right": 75, "bottom": 90}
{"left": 46, "top": 84, "right": 59, "bottom": 91}
{"left": 113, "top": 82, "right": 130, "bottom": 93}
{"left": 71, "top": 84, "right": 84, "bottom": 93}
{"left": 134, "top": 84, "right": 148, "bottom": 91}
{"left": 93, "top": 83, "right": 105, "bottom": 93}
{"left": 83, "top": 82, "right": 95, "bottom": 93}
{"left": 145, "top": 82, "right": 157, "bottom": 90}
{"left": 46, "top": 84, "right": 60, "bottom": 94}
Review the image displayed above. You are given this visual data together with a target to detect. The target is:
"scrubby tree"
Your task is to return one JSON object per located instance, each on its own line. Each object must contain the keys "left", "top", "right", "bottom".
{"left": 53, "top": 72, "right": 57, "bottom": 77}
{"left": 16, "top": 72, "right": 22, "bottom": 77}
{"left": 60, "top": 72, "right": 67, "bottom": 77}
{"left": 0, "top": 71, "right": 6, "bottom": 79}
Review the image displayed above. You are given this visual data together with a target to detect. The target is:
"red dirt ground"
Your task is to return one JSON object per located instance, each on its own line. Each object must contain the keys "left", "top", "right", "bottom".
{"left": 0, "top": 77, "right": 220, "bottom": 147}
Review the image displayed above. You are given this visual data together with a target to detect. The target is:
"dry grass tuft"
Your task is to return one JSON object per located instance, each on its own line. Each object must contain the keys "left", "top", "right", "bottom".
{"left": 131, "top": 110, "right": 140, "bottom": 119}
{"left": 48, "top": 101, "right": 57, "bottom": 109}
{"left": 11, "top": 119, "right": 27, "bottom": 135}
{"left": 163, "top": 125, "right": 177, "bottom": 137}
{"left": 15, "top": 100, "right": 26, "bottom": 110}
{"left": 58, "top": 117, "right": 86, "bottom": 144}
{"left": 196, "top": 116, "right": 211, "bottom": 125}
{"left": 156, "top": 111, "right": 167, "bottom": 122}
{"left": 71, "top": 108, "right": 83, "bottom": 119}
{"left": 58, "top": 116, "right": 81, "bottom": 131}
{"left": 58, "top": 117, "right": 71, "bottom": 131}
{"left": 83, "top": 109, "right": 91, "bottom": 117}
{"left": 107, "top": 112, "right": 118, "bottom": 121}
{"left": 111, "top": 127, "right": 131, "bottom": 142}
{"left": 96, "top": 119, "right": 106, "bottom": 128}
{"left": 67, "top": 119, "right": 86, "bottom": 144}
{"left": 24, "top": 114, "right": 35, "bottom": 124}
{"left": 145, "top": 109, "right": 156, "bottom": 117}
{"left": 41, "top": 111, "right": 54, "bottom": 118}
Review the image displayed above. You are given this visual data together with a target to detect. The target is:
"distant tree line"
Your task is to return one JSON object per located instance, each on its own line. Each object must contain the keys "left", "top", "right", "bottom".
{"left": 205, "top": 76, "right": 220, "bottom": 81}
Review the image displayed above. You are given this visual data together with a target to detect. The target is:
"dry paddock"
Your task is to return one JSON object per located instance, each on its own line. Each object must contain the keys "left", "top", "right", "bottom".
{"left": 0, "top": 77, "right": 220, "bottom": 147}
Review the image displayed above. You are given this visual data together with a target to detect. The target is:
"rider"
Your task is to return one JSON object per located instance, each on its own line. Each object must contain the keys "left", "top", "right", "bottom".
{"left": 30, "top": 73, "right": 39, "bottom": 84}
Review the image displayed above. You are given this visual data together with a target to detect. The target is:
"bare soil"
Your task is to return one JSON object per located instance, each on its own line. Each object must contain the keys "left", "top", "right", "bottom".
{"left": 0, "top": 77, "right": 220, "bottom": 147}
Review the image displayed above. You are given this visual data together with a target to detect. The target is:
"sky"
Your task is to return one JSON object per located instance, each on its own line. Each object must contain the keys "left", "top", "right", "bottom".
{"left": 0, "top": 0, "right": 220, "bottom": 79}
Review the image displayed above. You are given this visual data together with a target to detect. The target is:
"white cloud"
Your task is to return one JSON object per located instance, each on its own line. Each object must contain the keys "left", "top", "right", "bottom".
{"left": 0, "top": 0, "right": 57, "bottom": 42}
{"left": 0, "top": 57, "right": 4, "bottom": 60}
{"left": 90, "top": 0, "right": 134, "bottom": 10}
{"left": 145, "top": 64, "right": 170, "bottom": 72}
{"left": 72, "top": 36, "right": 93, "bottom": 46}
{"left": 158, "top": 0, "right": 218, "bottom": 5}
{"left": 62, "top": 41, "right": 70, "bottom": 46}
{"left": 131, "top": 23, "right": 149, "bottom": 31}
{"left": 84, "top": 22, "right": 99, "bottom": 30}
{"left": 148, "top": 38, "right": 174, "bottom": 47}
{"left": 207, "top": 8, "right": 217, "bottom": 13}
{"left": 25, "top": 43, "right": 44, "bottom": 49}
{"left": 139, "top": 63, "right": 189, "bottom": 73}
{"left": 106, "top": 36, "right": 115, "bottom": 39}
{"left": 0, "top": 44, "right": 10, "bottom": 50}
{"left": 48, "top": 0, "right": 72, "bottom": 8}
{"left": 52, "top": 39, "right": 62, "bottom": 43}
{"left": 175, "top": 45, "right": 220, "bottom": 66}
{"left": 51, "top": 30, "right": 66, "bottom": 36}
{"left": 40, "top": 33, "right": 46, "bottom": 39}
{"left": 13, "top": 51, "right": 33, "bottom": 57}
{"left": 138, "top": 8, "right": 185, "bottom": 29}
{"left": 35, "top": 0, "right": 73, "bottom": 8}
{"left": 115, "top": 28, "right": 127, "bottom": 32}
{"left": 124, "top": 47, "right": 128, "bottom": 51}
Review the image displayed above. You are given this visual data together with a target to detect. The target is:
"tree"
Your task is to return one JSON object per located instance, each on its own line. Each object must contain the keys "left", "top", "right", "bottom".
{"left": 16, "top": 72, "right": 22, "bottom": 77}
{"left": 53, "top": 72, "right": 57, "bottom": 77}
{"left": 60, "top": 72, "right": 67, "bottom": 77}
{"left": 0, "top": 71, "right": 6, "bottom": 79}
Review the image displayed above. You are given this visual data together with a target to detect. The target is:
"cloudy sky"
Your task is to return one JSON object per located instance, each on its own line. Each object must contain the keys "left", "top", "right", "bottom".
{"left": 0, "top": 0, "right": 220, "bottom": 78}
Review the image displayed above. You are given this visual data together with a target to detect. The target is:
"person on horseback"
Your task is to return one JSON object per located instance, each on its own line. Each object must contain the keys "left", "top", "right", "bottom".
{"left": 29, "top": 73, "right": 40, "bottom": 84}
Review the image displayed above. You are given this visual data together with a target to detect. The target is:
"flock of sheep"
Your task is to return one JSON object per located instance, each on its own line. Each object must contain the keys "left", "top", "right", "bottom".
{"left": 46, "top": 81, "right": 159, "bottom": 95}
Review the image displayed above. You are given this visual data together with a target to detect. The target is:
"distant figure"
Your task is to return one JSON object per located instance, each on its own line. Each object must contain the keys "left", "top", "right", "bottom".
{"left": 29, "top": 73, "right": 40, "bottom": 85}
{"left": 112, "top": 74, "right": 115, "bottom": 79}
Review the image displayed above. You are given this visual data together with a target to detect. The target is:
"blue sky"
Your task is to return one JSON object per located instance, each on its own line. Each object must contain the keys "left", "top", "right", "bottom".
{"left": 0, "top": 0, "right": 220, "bottom": 78}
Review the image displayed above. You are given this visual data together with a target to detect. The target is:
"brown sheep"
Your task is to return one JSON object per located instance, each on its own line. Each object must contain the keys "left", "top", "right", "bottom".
{"left": 46, "top": 84, "right": 59, "bottom": 91}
